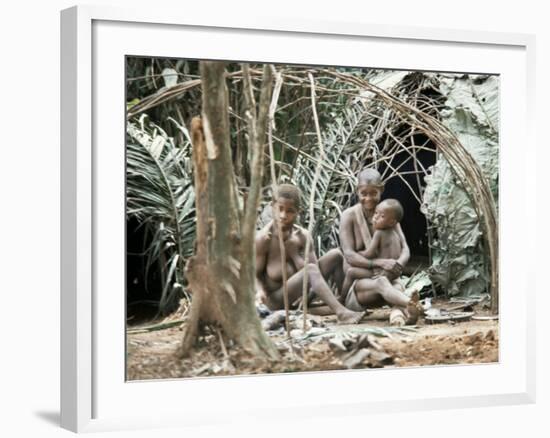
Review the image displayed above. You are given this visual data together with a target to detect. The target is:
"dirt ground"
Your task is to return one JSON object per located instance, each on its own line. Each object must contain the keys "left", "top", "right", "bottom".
{"left": 126, "top": 298, "right": 498, "bottom": 381}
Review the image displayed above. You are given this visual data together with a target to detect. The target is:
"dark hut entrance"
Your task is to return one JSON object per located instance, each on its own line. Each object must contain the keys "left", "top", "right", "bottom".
{"left": 126, "top": 217, "right": 164, "bottom": 324}
{"left": 378, "top": 133, "right": 437, "bottom": 275}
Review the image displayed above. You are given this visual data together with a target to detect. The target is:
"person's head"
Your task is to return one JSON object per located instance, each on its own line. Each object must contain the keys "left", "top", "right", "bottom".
{"left": 357, "top": 168, "right": 384, "bottom": 211}
{"left": 273, "top": 184, "right": 301, "bottom": 229}
{"left": 373, "top": 198, "right": 403, "bottom": 230}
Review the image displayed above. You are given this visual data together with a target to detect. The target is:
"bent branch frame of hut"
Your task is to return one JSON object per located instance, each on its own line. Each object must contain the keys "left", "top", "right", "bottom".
{"left": 325, "top": 70, "right": 498, "bottom": 314}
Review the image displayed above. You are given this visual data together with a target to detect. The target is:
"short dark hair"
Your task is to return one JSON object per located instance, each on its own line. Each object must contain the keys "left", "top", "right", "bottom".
{"left": 357, "top": 168, "right": 384, "bottom": 188}
{"left": 379, "top": 198, "right": 403, "bottom": 222}
{"left": 275, "top": 184, "right": 301, "bottom": 209}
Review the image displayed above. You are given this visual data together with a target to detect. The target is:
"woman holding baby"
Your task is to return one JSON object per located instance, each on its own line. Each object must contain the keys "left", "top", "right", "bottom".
{"left": 339, "top": 168, "right": 421, "bottom": 325}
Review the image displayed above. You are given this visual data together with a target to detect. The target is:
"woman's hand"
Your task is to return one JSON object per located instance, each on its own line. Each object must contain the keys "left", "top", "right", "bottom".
{"left": 256, "top": 289, "right": 267, "bottom": 305}
{"left": 375, "top": 259, "right": 403, "bottom": 275}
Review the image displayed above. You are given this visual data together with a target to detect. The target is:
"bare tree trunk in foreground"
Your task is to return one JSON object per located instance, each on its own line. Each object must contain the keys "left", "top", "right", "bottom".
{"left": 179, "top": 62, "right": 278, "bottom": 360}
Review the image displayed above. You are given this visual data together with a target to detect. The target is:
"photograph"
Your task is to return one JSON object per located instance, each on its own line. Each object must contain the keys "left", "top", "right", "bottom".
{"left": 125, "top": 57, "right": 499, "bottom": 381}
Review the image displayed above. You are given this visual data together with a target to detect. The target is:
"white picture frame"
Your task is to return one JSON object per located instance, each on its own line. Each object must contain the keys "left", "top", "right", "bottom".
{"left": 60, "top": 5, "right": 536, "bottom": 433}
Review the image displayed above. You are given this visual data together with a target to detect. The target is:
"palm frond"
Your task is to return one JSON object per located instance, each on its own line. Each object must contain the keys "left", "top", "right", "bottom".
{"left": 127, "top": 118, "right": 195, "bottom": 313}
{"left": 292, "top": 98, "right": 372, "bottom": 252}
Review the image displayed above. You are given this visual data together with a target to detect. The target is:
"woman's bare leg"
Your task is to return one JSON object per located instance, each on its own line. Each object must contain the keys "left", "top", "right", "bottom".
{"left": 270, "top": 263, "right": 364, "bottom": 324}
{"left": 339, "top": 268, "right": 371, "bottom": 304}
{"left": 340, "top": 271, "right": 355, "bottom": 304}
{"left": 354, "top": 277, "right": 421, "bottom": 324}
{"left": 318, "top": 248, "right": 345, "bottom": 295}
{"left": 355, "top": 276, "right": 409, "bottom": 308}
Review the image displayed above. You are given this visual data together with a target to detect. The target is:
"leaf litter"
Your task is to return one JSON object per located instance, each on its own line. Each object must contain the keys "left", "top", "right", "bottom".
{"left": 127, "top": 298, "right": 498, "bottom": 380}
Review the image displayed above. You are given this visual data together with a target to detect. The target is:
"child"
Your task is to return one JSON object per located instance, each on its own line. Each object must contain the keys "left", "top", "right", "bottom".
{"left": 341, "top": 198, "right": 405, "bottom": 299}
{"left": 255, "top": 184, "right": 365, "bottom": 325}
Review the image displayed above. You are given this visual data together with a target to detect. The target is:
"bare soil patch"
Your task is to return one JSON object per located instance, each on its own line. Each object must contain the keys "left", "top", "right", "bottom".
{"left": 127, "top": 299, "right": 498, "bottom": 381}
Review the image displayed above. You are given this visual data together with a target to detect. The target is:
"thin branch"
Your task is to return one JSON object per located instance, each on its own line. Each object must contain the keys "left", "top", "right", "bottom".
{"left": 242, "top": 64, "right": 273, "bottom": 242}
{"left": 384, "top": 128, "right": 432, "bottom": 177}
{"left": 267, "top": 69, "right": 291, "bottom": 336}
{"left": 301, "top": 73, "right": 325, "bottom": 331}
{"left": 271, "top": 134, "right": 352, "bottom": 178}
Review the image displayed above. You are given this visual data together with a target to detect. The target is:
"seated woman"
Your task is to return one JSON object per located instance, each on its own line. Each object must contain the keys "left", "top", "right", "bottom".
{"left": 256, "top": 184, "right": 365, "bottom": 325}
{"left": 339, "top": 168, "right": 421, "bottom": 325}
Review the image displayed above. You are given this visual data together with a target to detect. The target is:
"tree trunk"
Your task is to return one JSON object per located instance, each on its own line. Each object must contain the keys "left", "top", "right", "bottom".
{"left": 179, "top": 62, "right": 278, "bottom": 360}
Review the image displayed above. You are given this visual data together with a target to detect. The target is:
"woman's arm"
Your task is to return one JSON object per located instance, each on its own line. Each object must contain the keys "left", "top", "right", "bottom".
{"left": 255, "top": 229, "right": 270, "bottom": 303}
{"left": 363, "top": 230, "right": 381, "bottom": 259}
{"left": 305, "top": 232, "right": 318, "bottom": 265}
{"left": 396, "top": 223, "right": 410, "bottom": 268}
{"left": 340, "top": 209, "right": 393, "bottom": 270}
{"left": 280, "top": 227, "right": 315, "bottom": 271}
{"left": 340, "top": 210, "right": 372, "bottom": 269}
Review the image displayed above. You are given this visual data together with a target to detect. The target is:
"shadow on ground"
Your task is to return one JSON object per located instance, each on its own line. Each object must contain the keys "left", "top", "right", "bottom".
{"left": 34, "top": 411, "right": 59, "bottom": 427}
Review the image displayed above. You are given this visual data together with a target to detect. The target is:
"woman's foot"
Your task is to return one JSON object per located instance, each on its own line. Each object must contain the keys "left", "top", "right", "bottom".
{"left": 336, "top": 309, "right": 366, "bottom": 325}
{"left": 404, "top": 291, "right": 423, "bottom": 325}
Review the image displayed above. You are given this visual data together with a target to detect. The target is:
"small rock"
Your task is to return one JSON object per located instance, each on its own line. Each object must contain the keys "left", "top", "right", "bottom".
{"left": 464, "top": 332, "right": 483, "bottom": 346}
{"left": 261, "top": 310, "right": 286, "bottom": 331}
{"left": 484, "top": 330, "right": 495, "bottom": 341}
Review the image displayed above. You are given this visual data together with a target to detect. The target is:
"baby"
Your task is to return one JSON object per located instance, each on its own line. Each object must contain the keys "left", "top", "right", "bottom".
{"left": 341, "top": 198, "right": 405, "bottom": 297}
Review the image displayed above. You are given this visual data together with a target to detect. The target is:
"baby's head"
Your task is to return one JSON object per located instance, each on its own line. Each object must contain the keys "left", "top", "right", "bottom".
{"left": 273, "top": 184, "right": 301, "bottom": 229}
{"left": 373, "top": 198, "right": 403, "bottom": 230}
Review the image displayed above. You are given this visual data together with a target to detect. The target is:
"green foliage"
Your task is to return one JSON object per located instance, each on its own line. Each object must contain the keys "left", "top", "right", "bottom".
{"left": 293, "top": 100, "right": 369, "bottom": 252}
{"left": 127, "top": 115, "right": 195, "bottom": 313}
{"left": 422, "top": 74, "right": 499, "bottom": 296}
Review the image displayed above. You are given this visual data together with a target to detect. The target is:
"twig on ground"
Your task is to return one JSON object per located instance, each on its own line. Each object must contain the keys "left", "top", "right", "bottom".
{"left": 127, "top": 319, "right": 186, "bottom": 334}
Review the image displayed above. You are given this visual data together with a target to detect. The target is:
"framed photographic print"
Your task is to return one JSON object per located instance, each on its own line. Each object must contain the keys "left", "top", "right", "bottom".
{"left": 61, "top": 5, "right": 536, "bottom": 433}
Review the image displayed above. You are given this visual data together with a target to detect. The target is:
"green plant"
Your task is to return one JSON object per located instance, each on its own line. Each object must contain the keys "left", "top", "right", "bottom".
{"left": 126, "top": 115, "right": 195, "bottom": 314}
